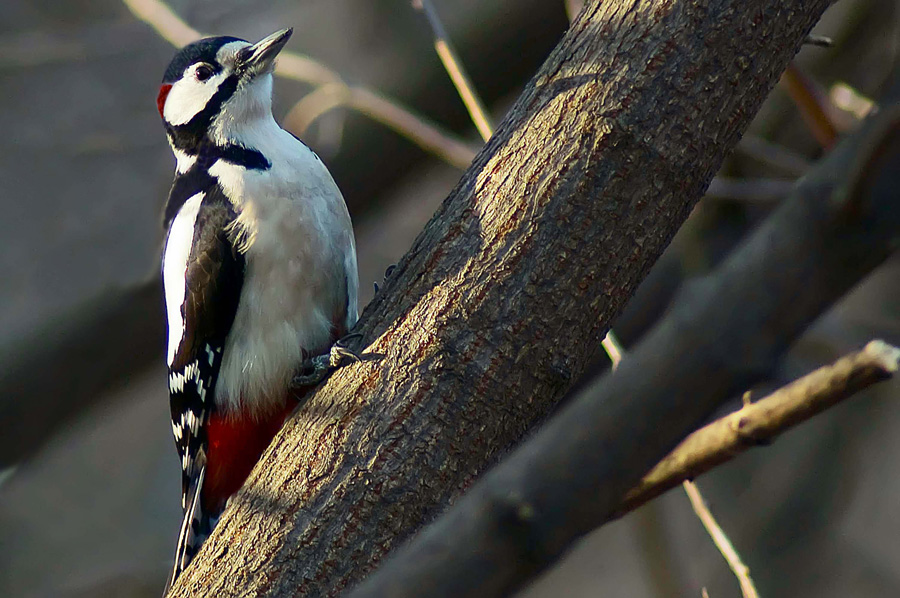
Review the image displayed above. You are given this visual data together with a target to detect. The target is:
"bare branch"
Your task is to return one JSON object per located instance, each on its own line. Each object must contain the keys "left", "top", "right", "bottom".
{"left": 164, "top": 1, "right": 876, "bottom": 595}
{"left": 829, "top": 82, "right": 877, "bottom": 120}
{"left": 121, "top": 0, "right": 478, "bottom": 168}
{"left": 412, "top": 0, "right": 495, "bottom": 141}
{"left": 600, "top": 330, "right": 625, "bottom": 369}
{"left": 618, "top": 340, "right": 900, "bottom": 516}
{"left": 734, "top": 135, "right": 811, "bottom": 177}
{"left": 345, "top": 87, "right": 477, "bottom": 168}
{"left": 120, "top": 0, "right": 200, "bottom": 48}
{"left": 283, "top": 84, "right": 349, "bottom": 135}
{"left": 782, "top": 64, "right": 842, "bottom": 148}
{"left": 616, "top": 339, "right": 898, "bottom": 598}
{"left": 803, "top": 34, "right": 833, "bottom": 47}
{"left": 346, "top": 102, "right": 900, "bottom": 598}
{"left": 673, "top": 338, "right": 900, "bottom": 598}
{"left": 683, "top": 480, "right": 761, "bottom": 598}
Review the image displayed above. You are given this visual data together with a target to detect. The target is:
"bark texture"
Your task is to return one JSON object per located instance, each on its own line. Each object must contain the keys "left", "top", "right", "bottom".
{"left": 169, "top": 0, "right": 831, "bottom": 595}
{"left": 347, "top": 103, "right": 900, "bottom": 598}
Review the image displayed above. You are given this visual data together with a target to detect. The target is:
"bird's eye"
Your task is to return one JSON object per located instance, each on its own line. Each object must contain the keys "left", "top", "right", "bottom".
{"left": 195, "top": 65, "right": 214, "bottom": 81}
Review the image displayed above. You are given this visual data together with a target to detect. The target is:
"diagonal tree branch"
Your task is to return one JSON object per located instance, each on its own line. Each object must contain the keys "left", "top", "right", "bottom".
{"left": 347, "top": 104, "right": 900, "bottom": 598}
{"left": 624, "top": 339, "right": 898, "bottom": 598}
{"left": 618, "top": 340, "right": 900, "bottom": 518}
{"left": 168, "top": 0, "right": 837, "bottom": 595}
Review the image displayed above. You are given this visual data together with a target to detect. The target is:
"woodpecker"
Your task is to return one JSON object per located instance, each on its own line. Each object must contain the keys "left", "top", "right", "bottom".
{"left": 157, "top": 29, "right": 359, "bottom": 587}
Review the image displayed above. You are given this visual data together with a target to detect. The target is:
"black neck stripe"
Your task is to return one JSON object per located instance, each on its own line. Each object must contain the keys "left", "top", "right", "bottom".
{"left": 216, "top": 144, "right": 270, "bottom": 170}
{"left": 163, "top": 70, "right": 270, "bottom": 169}
{"left": 163, "top": 144, "right": 270, "bottom": 228}
{"left": 166, "top": 74, "right": 239, "bottom": 152}
{"left": 164, "top": 168, "right": 215, "bottom": 228}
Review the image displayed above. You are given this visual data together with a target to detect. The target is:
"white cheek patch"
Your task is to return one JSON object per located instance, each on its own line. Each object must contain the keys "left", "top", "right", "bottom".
{"left": 164, "top": 192, "right": 205, "bottom": 364}
{"left": 164, "top": 70, "right": 230, "bottom": 126}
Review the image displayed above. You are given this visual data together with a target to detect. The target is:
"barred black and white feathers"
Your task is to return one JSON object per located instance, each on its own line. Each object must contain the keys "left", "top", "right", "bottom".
{"left": 165, "top": 187, "right": 244, "bottom": 496}
{"left": 158, "top": 29, "right": 359, "bottom": 590}
{"left": 163, "top": 185, "right": 244, "bottom": 585}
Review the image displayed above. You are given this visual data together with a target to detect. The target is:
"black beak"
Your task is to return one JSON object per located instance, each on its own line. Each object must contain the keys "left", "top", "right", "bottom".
{"left": 237, "top": 28, "right": 293, "bottom": 75}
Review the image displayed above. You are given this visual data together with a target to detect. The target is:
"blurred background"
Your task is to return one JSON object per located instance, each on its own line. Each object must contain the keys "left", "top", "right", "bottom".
{"left": 1, "top": 0, "right": 898, "bottom": 596}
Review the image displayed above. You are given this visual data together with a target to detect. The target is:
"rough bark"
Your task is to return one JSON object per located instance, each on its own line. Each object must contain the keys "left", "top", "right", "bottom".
{"left": 169, "top": 0, "right": 832, "bottom": 596}
{"left": 346, "top": 104, "right": 900, "bottom": 598}
{"left": 0, "top": 0, "right": 564, "bottom": 469}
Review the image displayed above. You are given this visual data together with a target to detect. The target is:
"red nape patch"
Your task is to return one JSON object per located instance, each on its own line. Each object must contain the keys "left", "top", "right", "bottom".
{"left": 203, "top": 402, "right": 296, "bottom": 513}
{"left": 157, "top": 84, "right": 173, "bottom": 118}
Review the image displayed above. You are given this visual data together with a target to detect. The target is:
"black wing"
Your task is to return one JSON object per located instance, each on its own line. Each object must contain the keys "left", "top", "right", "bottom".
{"left": 163, "top": 185, "right": 244, "bottom": 583}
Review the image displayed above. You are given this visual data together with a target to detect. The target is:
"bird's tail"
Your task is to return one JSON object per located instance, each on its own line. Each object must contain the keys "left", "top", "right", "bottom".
{"left": 163, "top": 466, "right": 215, "bottom": 595}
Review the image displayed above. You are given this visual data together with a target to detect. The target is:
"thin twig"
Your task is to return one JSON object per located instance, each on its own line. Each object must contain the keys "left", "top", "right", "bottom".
{"left": 346, "top": 87, "right": 477, "bottom": 168}
{"left": 683, "top": 480, "right": 760, "bottom": 598}
{"left": 803, "top": 34, "right": 833, "bottom": 47}
{"left": 601, "top": 306, "right": 754, "bottom": 598}
{"left": 601, "top": 330, "right": 625, "bottom": 370}
{"left": 271, "top": 51, "right": 343, "bottom": 87}
{"left": 283, "top": 83, "right": 350, "bottom": 135}
{"left": 782, "top": 64, "right": 841, "bottom": 148}
{"left": 410, "top": 0, "right": 627, "bottom": 364}
{"left": 121, "top": 0, "right": 478, "bottom": 169}
{"left": 829, "top": 82, "right": 877, "bottom": 120}
{"left": 412, "top": 0, "right": 494, "bottom": 141}
{"left": 121, "top": 0, "right": 200, "bottom": 47}
{"left": 616, "top": 340, "right": 900, "bottom": 515}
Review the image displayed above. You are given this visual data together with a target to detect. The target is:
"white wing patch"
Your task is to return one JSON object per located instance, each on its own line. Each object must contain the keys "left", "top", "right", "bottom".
{"left": 173, "top": 148, "right": 197, "bottom": 174}
{"left": 163, "top": 193, "right": 205, "bottom": 365}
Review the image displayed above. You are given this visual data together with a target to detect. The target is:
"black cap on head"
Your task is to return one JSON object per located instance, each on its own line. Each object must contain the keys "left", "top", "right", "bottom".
{"left": 162, "top": 36, "right": 246, "bottom": 84}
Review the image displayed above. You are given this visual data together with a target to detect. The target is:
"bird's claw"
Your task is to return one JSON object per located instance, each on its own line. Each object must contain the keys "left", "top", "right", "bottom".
{"left": 292, "top": 333, "right": 364, "bottom": 387}
{"left": 373, "top": 264, "right": 397, "bottom": 294}
{"left": 331, "top": 333, "right": 363, "bottom": 364}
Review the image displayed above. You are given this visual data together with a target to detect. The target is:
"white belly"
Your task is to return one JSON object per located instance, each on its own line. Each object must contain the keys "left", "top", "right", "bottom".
{"left": 208, "top": 131, "right": 357, "bottom": 417}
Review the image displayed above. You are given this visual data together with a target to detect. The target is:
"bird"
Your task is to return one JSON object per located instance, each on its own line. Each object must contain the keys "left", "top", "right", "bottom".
{"left": 157, "top": 29, "right": 359, "bottom": 588}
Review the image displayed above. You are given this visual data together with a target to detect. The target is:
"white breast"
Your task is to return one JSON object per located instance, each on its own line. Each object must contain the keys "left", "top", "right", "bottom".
{"left": 209, "top": 120, "right": 358, "bottom": 416}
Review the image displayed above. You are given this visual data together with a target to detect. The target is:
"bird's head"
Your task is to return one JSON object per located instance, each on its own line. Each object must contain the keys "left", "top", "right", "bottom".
{"left": 157, "top": 29, "right": 292, "bottom": 148}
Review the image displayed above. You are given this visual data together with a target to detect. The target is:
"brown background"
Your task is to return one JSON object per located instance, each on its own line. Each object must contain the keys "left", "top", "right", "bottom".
{"left": 1, "top": 1, "right": 898, "bottom": 596}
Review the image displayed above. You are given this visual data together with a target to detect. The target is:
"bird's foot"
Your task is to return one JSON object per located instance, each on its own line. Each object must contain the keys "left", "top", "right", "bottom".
{"left": 373, "top": 264, "right": 397, "bottom": 294}
{"left": 292, "top": 333, "right": 363, "bottom": 387}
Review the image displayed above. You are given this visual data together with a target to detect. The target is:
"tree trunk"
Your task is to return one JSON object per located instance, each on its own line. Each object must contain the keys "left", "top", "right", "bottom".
{"left": 169, "top": 0, "right": 831, "bottom": 595}
{"left": 346, "top": 104, "right": 900, "bottom": 598}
